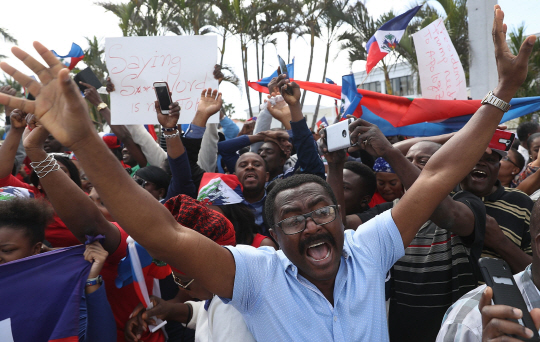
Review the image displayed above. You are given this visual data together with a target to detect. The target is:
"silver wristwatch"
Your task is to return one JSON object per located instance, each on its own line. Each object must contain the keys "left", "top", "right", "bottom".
{"left": 481, "top": 91, "right": 511, "bottom": 112}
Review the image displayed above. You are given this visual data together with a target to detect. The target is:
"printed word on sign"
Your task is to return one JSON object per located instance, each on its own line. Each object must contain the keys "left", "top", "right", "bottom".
{"left": 105, "top": 36, "right": 219, "bottom": 125}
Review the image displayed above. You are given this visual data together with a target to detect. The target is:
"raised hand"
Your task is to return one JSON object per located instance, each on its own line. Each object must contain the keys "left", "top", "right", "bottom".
{"left": 22, "top": 115, "right": 50, "bottom": 151}
{"left": 318, "top": 128, "right": 347, "bottom": 165}
{"left": 237, "top": 120, "right": 255, "bottom": 137}
{"left": 106, "top": 77, "right": 115, "bottom": 93}
{"left": 0, "top": 85, "right": 17, "bottom": 116}
{"left": 196, "top": 88, "right": 222, "bottom": 118}
{"left": 155, "top": 93, "right": 181, "bottom": 128}
{"left": 273, "top": 74, "right": 301, "bottom": 107}
{"left": 480, "top": 286, "right": 540, "bottom": 341}
{"left": 80, "top": 81, "right": 103, "bottom": 107}
{"left": 9, "top": 109, "right": 27, "bottom": 130}
{"left": 267, "top": 98, "right": 291, "bottom": 124}
{"left": 84, "top": 241, "right": 109, "bottom": 279}
{"left": 492, "top": 5, "right": 536, "bottom": 100}
{"left": 0, "top": 42, "right": 94, "bottom": 150}
{"left": 348, "top": 118, "right": 393, "bottom": 158}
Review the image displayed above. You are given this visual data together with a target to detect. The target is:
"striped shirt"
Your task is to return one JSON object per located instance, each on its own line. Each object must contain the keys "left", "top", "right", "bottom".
{"left": 436, "top": 264, "right": 539, "bottom": 342}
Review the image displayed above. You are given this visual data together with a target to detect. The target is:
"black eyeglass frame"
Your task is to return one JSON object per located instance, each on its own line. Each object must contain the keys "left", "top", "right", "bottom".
{"left": 274, "top": 205, "right": 338, "bottom": 236}
{"left": 171, "top": 272, "right": 194, "bottom": 289}
{"left": 502, "top": 155, "right": 520, "bottom": 169}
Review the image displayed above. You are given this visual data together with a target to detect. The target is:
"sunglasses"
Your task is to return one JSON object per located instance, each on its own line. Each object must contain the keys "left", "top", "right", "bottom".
{"left": 171, "top": 272, "right": 194, "bottom": 290}
{"left": 134, "top": 178, "right": 149, "bottom": 188}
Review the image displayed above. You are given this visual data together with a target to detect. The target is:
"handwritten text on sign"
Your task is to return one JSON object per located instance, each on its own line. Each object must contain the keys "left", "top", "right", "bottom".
{"left": 412, "top": 18, "right": 467, "bottom": 100}
{"left": 105, "top": 36, "right": 218, "bottom": 125}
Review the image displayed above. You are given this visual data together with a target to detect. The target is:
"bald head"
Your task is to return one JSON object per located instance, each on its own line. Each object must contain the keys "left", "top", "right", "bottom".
{"left": 406, "top": 141, "right": 442, "bottom": 170}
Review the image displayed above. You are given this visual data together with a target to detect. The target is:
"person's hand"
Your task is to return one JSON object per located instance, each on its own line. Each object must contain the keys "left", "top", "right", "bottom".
{"left": 155, "top": 96, "right": 180, "bottom": 129}
{"left": 196, "top": 88, "right": 222, "bottom": 118}
{"left": 213, "top": 64, "right": 224, "bottom": 84}
{"left": 237, "top": 120, "right": 256, "bottom": 137}
{"left": 483, "top": 215, "right": 509, "bottom": 250}
{"left": 80, "top": 82, "right": 103, "bottom": 107}
{"left": 0, "top": 85, "right": 17, "bottom": 116}
{"left": 9, "top": 109, "right": 27, "bottom": 130}
{"left": 267, "top": 98, "right": 291, "bottom": 124}
{"left": 22, "top": 115, "right": 50, "bottom": 152}
{"left": 141, "top": 296, "right": 174, "bottom": 324}
{"left": 492, "top": 5, "right": 536, "bottom": 98}
{"left": 348, "top": 118, "right": 393, "bottom": 158}
{"left": 0, "top": 42, "right": 95, "bottom": 150}
{"left": 125, "top": 304, "right": 147, "bottom": 342}
{"left": 274, "top": 74, "right": 301, "bottom": 107}
{"left": 84, "top": 241, "right": 109, "bottom": 279}
{"left": 260, "top": 130, "right": 292, "bottom": 156}
{"left": 106, "top": 77, "right": 115, "bottom": 93}
{"left": 480, "top": 286, "right": 540, "bottom": 341}
{"left": 318, "top": 128, "right": 347, "bottom": 165}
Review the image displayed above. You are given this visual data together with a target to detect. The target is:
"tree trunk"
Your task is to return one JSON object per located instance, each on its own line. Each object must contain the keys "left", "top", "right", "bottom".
{"left": 311, "top": 42, "right": 331, "bottom": 130}
{"left": 255, "top": 38, "right": 261, "bottom": 105}
{"left": 300, "top": 29, "right": 316, "bottom": 108}
{"left": 260, "top": 42, "right": 266, "bottom": 104}
{"left": 220, "top": 31, "right": 227, "bottom": 66}
{"left": 241, "top": 38, "right": 254, "bottom": 118}
{"left": 287, "top": 33, "right": 292, "bottom": 64}
{"left": 382, "top": 61, "right": 393, "bottom": 95}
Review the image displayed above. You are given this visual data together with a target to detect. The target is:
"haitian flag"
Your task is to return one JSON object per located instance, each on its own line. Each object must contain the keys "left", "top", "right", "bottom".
{"left": 248, "top": 58, "right": 295, "bottom": 93}
{"left": 52, "top": 43, "right": 85, "bottom": 70}
{"left": 290, "top": 80, "right": 540, "bottom": 136}
{"left": 0, "top": 245, "right": 90, "bottom": 342}
{"left": 317, "top": 117, "right": 329, "bottom": 129}
{"left": 340, "top": 74, "right": 363, "bottom": 119}
{"left": 365, "top": 6, "right": 422, "bottom": 74}
{"left": 197, "top": 173, "right": 244, "bottom": 205}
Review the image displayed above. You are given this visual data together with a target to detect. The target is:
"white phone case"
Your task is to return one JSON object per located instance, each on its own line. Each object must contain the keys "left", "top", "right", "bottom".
{"left": 326, "top": 118, "right": 354, "bottom": 152}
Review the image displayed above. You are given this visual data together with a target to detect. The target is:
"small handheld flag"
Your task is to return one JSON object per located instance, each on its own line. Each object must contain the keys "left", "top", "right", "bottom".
{"left": 248, "top": 58, "right": 295, "bottom": 93}
{"left": 316, "top": 117, "right": 329, "bottom": 129}
{"left": 365, "top": 6, "right": 422, "bottom": 74}
{"left": 51, "top": 43, "right": 85, "bottom": 70}
{"left": 340, "top": 74, "right": 363, "bottom": 119}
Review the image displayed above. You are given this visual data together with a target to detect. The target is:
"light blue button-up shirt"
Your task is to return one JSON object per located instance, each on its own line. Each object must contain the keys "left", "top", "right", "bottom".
{"left": 221, "top": 209, "right": 405, "bottom": 341}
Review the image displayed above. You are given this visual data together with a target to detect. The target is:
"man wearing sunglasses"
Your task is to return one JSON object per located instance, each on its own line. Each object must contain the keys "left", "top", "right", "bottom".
{"left": 0, "top": 6, "right": 533, "bottom": 341}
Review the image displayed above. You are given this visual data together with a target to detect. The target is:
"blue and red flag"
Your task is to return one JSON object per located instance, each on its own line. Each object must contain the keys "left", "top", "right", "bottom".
{"left": 340, "top": 74, "right": 363, "bottom": 119}
{"left": 365, "top": 6, "right": 422, "bottom": 74}
{"left": 197, "top": 173, "right": 244, "bottom": 206}
{"left": 317, "top": 116, "right": 329, "bottom": 129}
{"left": 145, "top": 124, "right": 158, "bottom": 141}
{"left": 248, "top": 58, "right": 295, "bottom": 93}
{"left": 52, "top": 43, "right": 85, "bottom": 70}
{"left": 0, "top": 245, "right": 91, "bottom": 342}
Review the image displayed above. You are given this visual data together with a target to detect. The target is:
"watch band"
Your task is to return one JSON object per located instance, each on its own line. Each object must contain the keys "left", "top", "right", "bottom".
{"left": 481, "top": 91, "right": 511, "bottom": 112}
{"left": 86, "top": 275, "right": 103, "bottom": 287}
{"left": 161, "top": 126, "right": 178, "bottom": 132}
{"left": 97, "top": 102, "right": 108, "bottom": 111}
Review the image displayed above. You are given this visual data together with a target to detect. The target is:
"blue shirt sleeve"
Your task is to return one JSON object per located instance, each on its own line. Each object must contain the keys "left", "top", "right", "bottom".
{"left": 184, "top": 123, "right": 206, "bottom": 139}
{"left": 220, "top": 116, "right": 240, "bottom": 140}
{"left": 290, "top": 118, "right": 325, "bottom": 179}
{"left": 164, "top": 151, "right": 197, "bottom": 201}
{"left": 349, "top": 209, "right": 405, "bottom": 273}
{"left": 217, "top": 135, "right": 251, "bottom": 174}
{"left": 79, "top": 283, "right": 117, "bottom": 342}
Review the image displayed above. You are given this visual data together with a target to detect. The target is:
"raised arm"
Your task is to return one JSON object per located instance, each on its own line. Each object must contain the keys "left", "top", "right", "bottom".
{"left": 350, "top": 6, "right": 536, "bottom": 247}
{"left": 0, "top": 42, "right": 236, "bottom": 298}
{"left": 0, "top": 110, "right": 26, "bottom": 179}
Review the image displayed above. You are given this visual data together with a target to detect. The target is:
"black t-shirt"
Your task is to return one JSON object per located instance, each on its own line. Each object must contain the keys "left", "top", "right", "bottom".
{"left": 358, "top": 191, "right": 486, "bottom": 342}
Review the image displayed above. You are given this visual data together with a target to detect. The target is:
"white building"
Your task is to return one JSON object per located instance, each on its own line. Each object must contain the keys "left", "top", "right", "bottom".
{"left": 353, "top": 61, "right": 420, "bottom": 98}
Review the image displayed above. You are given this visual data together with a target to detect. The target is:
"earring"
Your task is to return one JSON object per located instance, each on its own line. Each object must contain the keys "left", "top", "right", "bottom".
{"left": 512, "top": 172, "right": 516, "bottom": 175}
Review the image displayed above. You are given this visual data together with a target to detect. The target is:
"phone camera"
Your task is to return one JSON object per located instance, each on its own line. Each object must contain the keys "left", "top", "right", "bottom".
{"left": 342, "top": 130, "right": 347, "bottom": 138}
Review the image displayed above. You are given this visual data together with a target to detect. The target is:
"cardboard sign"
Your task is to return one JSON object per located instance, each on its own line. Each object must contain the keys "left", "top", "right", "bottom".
{"left": 105, "top": 36, "right": 218, "bottom": 124}
{"left": 412, "top": 18, "right": 467, "bottom": 100}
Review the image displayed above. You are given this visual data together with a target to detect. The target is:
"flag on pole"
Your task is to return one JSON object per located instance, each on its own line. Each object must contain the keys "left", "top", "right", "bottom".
{"left": 52, "top": 43, "right": 85, "bottom": 70}
{"left": 316, "top": 117, "right": 329, "bottom": 129}
{"left": 248, "top": 58, "right": 295, "bottom": 93}
{"left": 0, "top": 245, "right": 91, "bottom": 342}
{"left": 340, "top": 74, "right": 363, "bottom": 119}
{"left": 365, "top": 5, "right": 422, "bottom": 74}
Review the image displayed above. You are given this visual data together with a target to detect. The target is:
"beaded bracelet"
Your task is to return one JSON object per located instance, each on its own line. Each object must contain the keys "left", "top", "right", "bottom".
{"left": 163, "top": 130, "right": 181, "bottom": 139}
{"left": 29, "top": 155, "right": 61, "bottom": 178}
{"left": 161, "top": 126, "right": 178, "bottom": 132}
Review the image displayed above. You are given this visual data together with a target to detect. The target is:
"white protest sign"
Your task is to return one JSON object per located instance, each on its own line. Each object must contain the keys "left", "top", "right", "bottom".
{"left": 105, "top": 36, "right": 218, "bottom": 125}
{"left": 412, "top": 18, "right": 467, "bottom": 100}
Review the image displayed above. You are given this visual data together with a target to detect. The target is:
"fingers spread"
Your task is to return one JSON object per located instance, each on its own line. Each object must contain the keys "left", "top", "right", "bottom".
{"left": 11, "top": 47, "right": 52, "bottom": 85}
{"left": 0, "top": 62, "right": 42, "bottom": 98}
{"left": 0, "top": 93, "right": 35, "bottom": 115}
{"left": 516, "top": 35, "right": 537, "bottom": 66}
{"left": 33, "top": 41, "right": 64, "bottom": 74}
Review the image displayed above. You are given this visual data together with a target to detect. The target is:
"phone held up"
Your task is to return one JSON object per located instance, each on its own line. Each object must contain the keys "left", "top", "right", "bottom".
{"left": 488, "top": 129, "right": 515, "bottom": 152}
{"left": 277, "top": 55, "right": 294, "bottom": 96}
{"left": 478, "top": 257, "right": 539, "bottom": 341}
{"left": 324, "top": 118, "right": 355, "bottom": 153}
{"left": 153, "top": 82, "right": 172, "bottom": 115}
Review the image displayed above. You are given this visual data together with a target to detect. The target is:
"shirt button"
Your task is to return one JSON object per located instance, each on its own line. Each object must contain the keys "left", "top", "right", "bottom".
{"left": 334, "top": 316, "right": 337, "bottom": 322}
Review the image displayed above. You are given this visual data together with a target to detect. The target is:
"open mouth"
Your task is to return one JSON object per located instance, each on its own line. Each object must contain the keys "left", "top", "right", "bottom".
{"left": 470, "top": 169, "right": 488, "bottom": 181}
{"left": 244, "top": 173, "right": 257, "bottom": 181}
{"left": 306, "top": 242, "right": 331, "bottom": 262}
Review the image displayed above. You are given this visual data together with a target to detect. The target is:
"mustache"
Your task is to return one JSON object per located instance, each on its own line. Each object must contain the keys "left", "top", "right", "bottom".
{"left": 298, "top": 232, "right": 336, "bottom": 255}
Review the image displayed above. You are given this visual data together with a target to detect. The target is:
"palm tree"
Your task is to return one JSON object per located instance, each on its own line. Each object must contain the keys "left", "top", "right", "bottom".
{"left": 278, "top": 0, "right": 304, "bottom": 64}
{"left": 508, "top": 25, "right": 540, "bottom": 97}
{"left": 166, "top": 0, "right": 215, "bottom": 36}
{"left": 97, "top": 1, "right": 140, "bottom": 36}
{"left": 83, "top": 36, "right": 108, "bottom": 84}
{"left": 0, "top": 28, "right": 17, "bottom": 59}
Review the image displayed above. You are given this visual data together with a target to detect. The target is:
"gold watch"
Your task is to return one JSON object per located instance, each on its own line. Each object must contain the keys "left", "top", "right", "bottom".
{"left": 97, "top": 102, "right": 108, "bottom": 111}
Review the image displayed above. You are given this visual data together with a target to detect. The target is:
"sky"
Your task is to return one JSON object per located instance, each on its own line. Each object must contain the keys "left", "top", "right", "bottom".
{"left": 1, "top": 0, "right": 540, "bottom": 120}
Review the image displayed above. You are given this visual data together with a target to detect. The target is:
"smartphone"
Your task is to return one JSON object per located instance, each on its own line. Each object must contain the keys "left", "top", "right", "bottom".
{"left": 277, "top": 55, "right": 293, "bottom": 95}
{"left": 153, "top": 82, "right": 172, "bottom": 114}
{"left": 325, "top": 118, "right": 355, "bottom": 152}
{"left": 489, "top": 129, "right": 515, "bottom": 152}
{"left": 478, "top": 258, "right": 539, "bottom": 341}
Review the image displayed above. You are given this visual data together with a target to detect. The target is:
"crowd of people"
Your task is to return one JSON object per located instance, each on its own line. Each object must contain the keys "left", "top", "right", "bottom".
{"left": 2, "top": 5, "right": 540, "bottom": 341}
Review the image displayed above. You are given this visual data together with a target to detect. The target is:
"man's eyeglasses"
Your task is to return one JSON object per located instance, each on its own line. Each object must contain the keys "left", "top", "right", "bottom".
{"left": 171, "top": 272, "right": 194, "bottom": 290}
{"left": 134, "top": 178, "right": 149, "bottom": 188}
{"left": 502, "top": 155, "right": 519, "bottom": 169}
{"left": 274, "top": 205, "right": 338, "bottom": 235}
